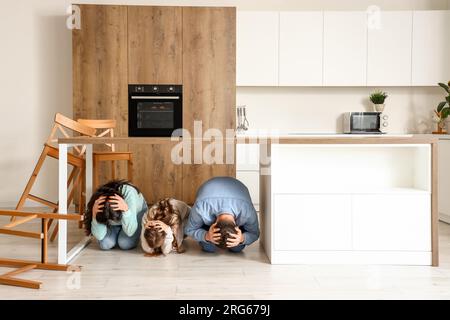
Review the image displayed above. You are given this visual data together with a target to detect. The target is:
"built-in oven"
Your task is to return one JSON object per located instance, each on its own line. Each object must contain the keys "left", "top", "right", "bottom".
{"left": 128, "top": 85, "right": 183, "bottom": 137}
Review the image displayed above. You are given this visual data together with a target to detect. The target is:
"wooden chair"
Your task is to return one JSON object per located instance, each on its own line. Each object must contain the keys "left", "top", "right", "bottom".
{"left": 77, "top": 119, "right": 133, "bottom": 189}
{"left": 13, "top": 113, "right": 96, "bottom": 230}
{"left": 0, "top": 209, "right": 82, "bottom": 289}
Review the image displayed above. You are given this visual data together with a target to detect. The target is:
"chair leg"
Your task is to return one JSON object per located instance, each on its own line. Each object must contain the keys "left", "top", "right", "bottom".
{"left": 127, "top": 156, "right": 133, "bottom": 183}
{"left": 41, "top": 219, "right": 48, "bottom": 264}
{"left": 13, "top": 146, "right": 49, "bottom": 221}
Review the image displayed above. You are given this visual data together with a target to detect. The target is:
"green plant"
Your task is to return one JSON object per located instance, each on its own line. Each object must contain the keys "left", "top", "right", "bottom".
{"left": 369, "top": 91, "right": 388, "bottom": 104}
{"left": 436, "top": 81, "right": 450, "bottom": 121}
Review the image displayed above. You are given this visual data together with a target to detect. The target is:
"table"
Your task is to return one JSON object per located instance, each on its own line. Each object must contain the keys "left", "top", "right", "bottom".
{"left": 57, "top": 137, "right": 180, "bottom": 264}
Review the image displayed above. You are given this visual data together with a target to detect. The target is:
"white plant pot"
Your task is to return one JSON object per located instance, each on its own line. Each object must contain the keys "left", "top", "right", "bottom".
{"left": 373, "top": 104, "right": 385, "bottom": 112}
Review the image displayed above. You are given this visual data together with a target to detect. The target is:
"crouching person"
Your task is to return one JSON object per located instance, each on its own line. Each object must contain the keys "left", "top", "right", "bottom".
{"left": 141, "top": 198, "right": 190, "bottom": 256}
{"left": 185, "top": 177, "right": 260, "bottom": 253}
{"left": 84, "top": 180, "right": 148, "bottom": 250}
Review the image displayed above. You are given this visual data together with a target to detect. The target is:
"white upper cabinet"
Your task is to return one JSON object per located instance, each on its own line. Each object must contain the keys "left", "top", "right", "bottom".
{"left": 323, "top": 12, "right": 368, "bottom": 86}
{"left": 236, "top": 10, "right": 449, "bottom": 87}
{"left": 367, "top": 11, "right": 413, "bottom": 86}
{"left": 412, "top": 11, "right": 450, "bottom": 86}
{"left": 237, "top": 11, "right": 279, "bottom": 86}
{"left": 279, "top": 12, "right": 324, "bottom": 86}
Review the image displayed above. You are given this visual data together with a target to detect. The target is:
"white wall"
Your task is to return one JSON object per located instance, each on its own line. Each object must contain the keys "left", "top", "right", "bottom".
{"left": 0, "top": 0, "right": 448, "bottom": 206}
{"left": 237, "top": 87, "right": 444, "bottom": 134}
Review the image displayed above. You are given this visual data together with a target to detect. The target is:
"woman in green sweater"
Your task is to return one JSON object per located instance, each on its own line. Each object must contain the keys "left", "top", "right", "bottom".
{"left": 85, "top": 180, "right": 148, "bottom": 250}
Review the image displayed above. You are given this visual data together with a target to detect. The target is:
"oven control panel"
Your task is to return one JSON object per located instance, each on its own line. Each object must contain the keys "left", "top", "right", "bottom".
{"left": 129, "top": 85, "right": 182, "bottom": 94}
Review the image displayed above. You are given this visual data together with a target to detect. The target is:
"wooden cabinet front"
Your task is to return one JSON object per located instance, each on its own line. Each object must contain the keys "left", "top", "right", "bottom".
{"left": 73, "top": 5, "right": 236, "bottom": 205}
{"left": 129, "top": 143, "right": 183, "bottom": 204}
{"left": 128, "top": 6, "right": 183, "bottom": 84}
{"left": 73, "top": 4, "right": 129, "bottom": 185}
{"left": 182, "top": 7, "right": 236, "bottom": 204}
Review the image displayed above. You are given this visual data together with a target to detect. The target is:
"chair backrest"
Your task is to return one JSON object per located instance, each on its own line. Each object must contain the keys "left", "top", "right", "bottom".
{"left": 46, "top": 113, "right": 97, "bottom": 156}
{"left": 77, "top": 119, "right": 117, "bottom": 151}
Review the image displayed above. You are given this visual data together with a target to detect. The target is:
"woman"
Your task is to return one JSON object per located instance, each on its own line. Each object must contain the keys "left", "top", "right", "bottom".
{"left": 85, "top": 180, "right": 148, "bottom": 250}
{"left": 141, "top": 198, "right": 190, "bottom": 256}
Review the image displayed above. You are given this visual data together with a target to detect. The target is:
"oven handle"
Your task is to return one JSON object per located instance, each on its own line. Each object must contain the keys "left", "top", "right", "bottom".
{"left": 131, "top": 96, "right": 180, "bottom": 100}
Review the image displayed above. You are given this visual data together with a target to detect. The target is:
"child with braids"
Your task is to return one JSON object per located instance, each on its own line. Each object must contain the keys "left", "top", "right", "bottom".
{"left": 141, "top": 198, "right": 190, "bottom": 256}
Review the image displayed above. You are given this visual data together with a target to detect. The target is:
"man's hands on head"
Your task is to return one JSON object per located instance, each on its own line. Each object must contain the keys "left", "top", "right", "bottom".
{"left": 226, "top": 227, "right": 245, "bottom": 248}
{"left": 205, "top": 223, "right": 221, "bottom": 244}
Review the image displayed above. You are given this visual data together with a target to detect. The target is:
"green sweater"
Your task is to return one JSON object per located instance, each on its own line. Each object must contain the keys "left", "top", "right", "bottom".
{"left": 91, "top": 185, "right": 147, "bottom": 241}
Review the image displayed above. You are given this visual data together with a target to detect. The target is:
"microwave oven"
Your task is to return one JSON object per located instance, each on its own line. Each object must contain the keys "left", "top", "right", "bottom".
{"left": 343, "top": 112, "right": 389, "bottom": 134}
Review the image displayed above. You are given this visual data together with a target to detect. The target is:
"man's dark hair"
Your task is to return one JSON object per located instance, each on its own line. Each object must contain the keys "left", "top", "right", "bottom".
{"left": 216, "top": 219, "right": 238, "bottom": 249}
{"left": 84, "top": 180, "right": 140, "bottom": 235}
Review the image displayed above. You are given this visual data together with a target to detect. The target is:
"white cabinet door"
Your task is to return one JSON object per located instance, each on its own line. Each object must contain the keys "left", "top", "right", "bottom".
{"left": 412, "top": 11, "right": 450, "bottom": 86}
{"left": 367, "top": 11, "right": 413, "bottom": 86}
{"left": 438, "top": 140, "right": 450, "bottom": 222}
{"left": 323, "top": 12, "right": 367, "bottom": 86}
{"left": 237, "top": 11, "right": 279, "bottom": 86}
{"left": 352, "top": 194, "right": 431, "bottom": 251}
{"left": 236, "top": 171, "right": 259, "bottom": 208}
{"left": 273, "top": 194, "right": 352, "bottom": 251}
{"left": 279, "top": 12, "right": 323, "bottom": 86}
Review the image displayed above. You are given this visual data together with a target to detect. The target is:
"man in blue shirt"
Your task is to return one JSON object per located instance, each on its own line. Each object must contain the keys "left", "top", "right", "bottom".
{"left": 185, "top": 177, "right": 260, "bottom": 253}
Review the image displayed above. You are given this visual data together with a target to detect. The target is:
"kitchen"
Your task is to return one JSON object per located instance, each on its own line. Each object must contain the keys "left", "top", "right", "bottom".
{"left": 0, "top": 0, "right": 449, "bottom": 301}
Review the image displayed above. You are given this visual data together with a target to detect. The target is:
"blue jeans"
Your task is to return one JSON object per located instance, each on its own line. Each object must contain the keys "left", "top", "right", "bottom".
{"left": 98, "top": 209, "right": 145, "bottom": 251}
{"left": 199, "top": 225, "right": 246, "bottom": 253}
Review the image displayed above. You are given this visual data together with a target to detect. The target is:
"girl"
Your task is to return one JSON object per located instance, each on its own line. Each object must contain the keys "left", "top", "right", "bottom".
{"left": 141, "top": 198, "right": 190, "bottom": 256}
{"left": 85, "top": 180, "right": 148, "bottom": 250}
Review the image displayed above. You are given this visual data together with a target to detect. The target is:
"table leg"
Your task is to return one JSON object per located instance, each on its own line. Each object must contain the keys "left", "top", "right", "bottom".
{"left": 57, "top": 144, "right": 68, "bottom": 265}
{"left": 66, "top": 144, "right": 93, "bottom": 264}
{"left": 85, "top": 144, "right": 93, "bottom": 201}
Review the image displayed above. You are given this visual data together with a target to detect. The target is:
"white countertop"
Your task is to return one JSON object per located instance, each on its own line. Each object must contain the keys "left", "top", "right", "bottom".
{"left": 236, "top": 131, "right": 414, "bottom": 138}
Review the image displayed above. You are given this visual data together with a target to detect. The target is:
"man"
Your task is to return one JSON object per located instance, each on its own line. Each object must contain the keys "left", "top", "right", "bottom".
{"left": 185, "top": 177, "right": 260, "bottom": 253}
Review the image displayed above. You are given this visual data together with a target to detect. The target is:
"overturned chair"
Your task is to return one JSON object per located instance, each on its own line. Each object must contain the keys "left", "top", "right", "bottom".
{"left": 0, "top": 210, "right": 83, "bottom": 289}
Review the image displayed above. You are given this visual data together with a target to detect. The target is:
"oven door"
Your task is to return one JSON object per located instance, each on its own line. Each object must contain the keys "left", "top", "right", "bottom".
{"left": 350, "top": 112, "right": 381, "bottom": 133}
{"left": 129, "top": 94, "right": 183, "bottom": 137}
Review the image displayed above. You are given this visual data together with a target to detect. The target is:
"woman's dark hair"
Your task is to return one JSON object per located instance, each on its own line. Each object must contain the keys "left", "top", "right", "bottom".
{"left": 84, "top": 180, "right": 141, "bottom": 235}
{"left": 216, "top": 220, "right": 238, "bottom": 249}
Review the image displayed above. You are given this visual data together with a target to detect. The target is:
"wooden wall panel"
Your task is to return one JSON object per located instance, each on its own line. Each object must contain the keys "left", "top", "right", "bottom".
{"left": 182, "top": 7, "right": 237, "bottom": 204}
{"left": 129, "top": 143, "right": 183, "bottom": 204}
{"left": 128, "top": 6, "right": 183, "bottom": 84}
{"left": 73, "top": 5, "right": 129, "bottom": 185}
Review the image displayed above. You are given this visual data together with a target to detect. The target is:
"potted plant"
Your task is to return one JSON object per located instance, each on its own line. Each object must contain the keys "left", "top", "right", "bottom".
{"left": 433, "top": 81, "right": 450, "bottom": 134}
{"left": 369, "top": 91, "right": 388, "bottom": 112}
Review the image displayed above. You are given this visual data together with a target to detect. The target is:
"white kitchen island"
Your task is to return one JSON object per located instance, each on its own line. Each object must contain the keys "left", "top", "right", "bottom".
{"left": 247, "top": 135, "right": 439, "bottom": 266}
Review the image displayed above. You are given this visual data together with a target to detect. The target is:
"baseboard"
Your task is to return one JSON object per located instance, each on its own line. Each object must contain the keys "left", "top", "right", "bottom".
{"left": 439, "top": 213, "right": 450, "bottom": 224}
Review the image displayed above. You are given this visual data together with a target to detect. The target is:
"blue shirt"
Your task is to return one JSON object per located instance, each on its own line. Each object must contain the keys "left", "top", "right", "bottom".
{"left": 184, "top": 177, "right": 260, "bottom": 246}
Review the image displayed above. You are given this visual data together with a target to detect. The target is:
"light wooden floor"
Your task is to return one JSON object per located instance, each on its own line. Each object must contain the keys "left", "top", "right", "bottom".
{"left": 1, "top": 214, "right": 450, "bottom": 299}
